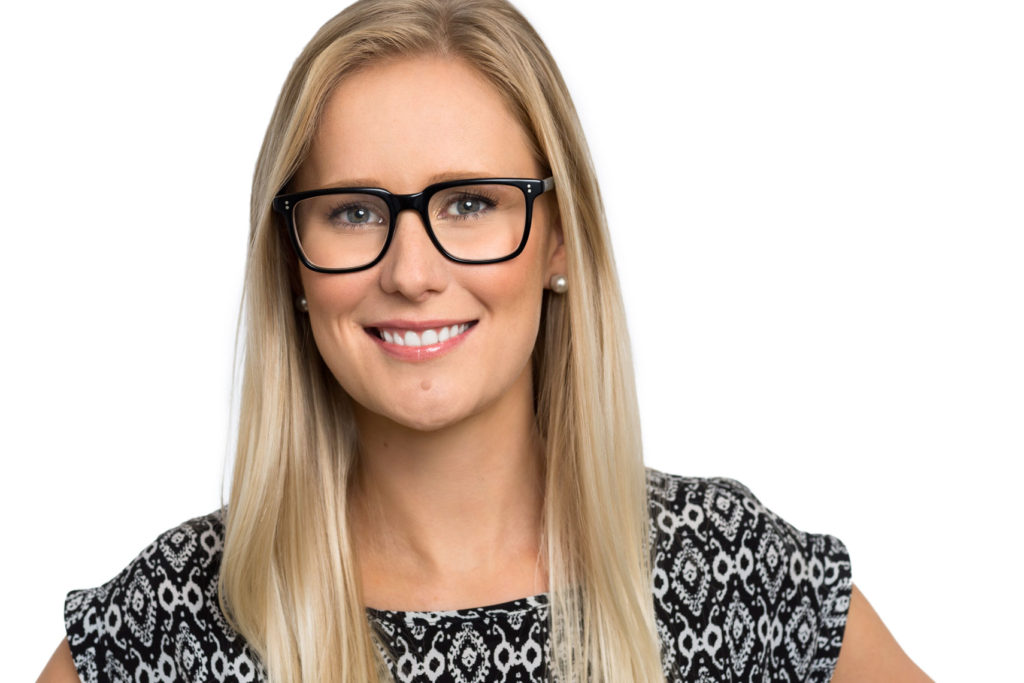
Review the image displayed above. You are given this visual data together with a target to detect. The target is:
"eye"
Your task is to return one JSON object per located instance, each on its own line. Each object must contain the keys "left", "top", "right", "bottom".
{"left": 449, "top": 198, "right": 485, "bottom": 216}
{"left": 326, "top": 202, "right": 385, "bottom": 228}
{"left": 441, "top": 193, "right": 497, "bottom": 220}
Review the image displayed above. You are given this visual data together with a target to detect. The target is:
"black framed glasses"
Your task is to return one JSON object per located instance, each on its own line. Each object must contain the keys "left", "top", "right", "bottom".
{"left": 272, "top": 177, "right": 555, "bottom": 273}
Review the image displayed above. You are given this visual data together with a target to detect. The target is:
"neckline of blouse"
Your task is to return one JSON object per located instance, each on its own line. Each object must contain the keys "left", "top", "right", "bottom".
{"left": 364, "top": 593, "right": 550, "bottom": 620}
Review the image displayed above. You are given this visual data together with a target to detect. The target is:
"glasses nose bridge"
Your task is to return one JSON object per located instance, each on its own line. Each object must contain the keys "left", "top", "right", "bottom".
{"left": 385, "top": 189, "right": 444, "bottom": 262}
{"left": 390, "top": 190, "right": 432, "bottom": 232}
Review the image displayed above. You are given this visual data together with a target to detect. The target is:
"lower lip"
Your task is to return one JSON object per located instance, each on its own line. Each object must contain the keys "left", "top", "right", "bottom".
{"left": 367, "top": 325, "right": 474, "bottom": 362}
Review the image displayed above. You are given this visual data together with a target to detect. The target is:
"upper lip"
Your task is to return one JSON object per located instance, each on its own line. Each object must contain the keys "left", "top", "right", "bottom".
{"left": 366, "top": 319, "right": 477, "bottom": 331}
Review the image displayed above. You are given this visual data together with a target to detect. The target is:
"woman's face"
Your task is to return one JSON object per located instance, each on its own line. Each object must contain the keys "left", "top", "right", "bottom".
{"left": 293, "top": 56, "right": 564, "bottom": 433}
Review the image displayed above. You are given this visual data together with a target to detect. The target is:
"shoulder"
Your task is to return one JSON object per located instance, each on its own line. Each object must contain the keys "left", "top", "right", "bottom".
{"left": 64, "top": 511, "right": 262, "bottom": 683}
{"left": 644, "top": 468, "right": 852, "bottom": 682}
{"left": 644, "top": 468, "right": 850, "bottom": 583}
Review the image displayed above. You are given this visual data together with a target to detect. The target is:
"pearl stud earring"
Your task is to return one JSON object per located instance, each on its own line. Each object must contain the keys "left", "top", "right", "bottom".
{"left": 549, "top": 274, "right": 568, "bottom": 294}
{"left": 296, "top": 296, "right": 309, "bottom": 312}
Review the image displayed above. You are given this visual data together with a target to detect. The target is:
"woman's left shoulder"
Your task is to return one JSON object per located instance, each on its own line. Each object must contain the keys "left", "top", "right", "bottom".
{"left": 644, "top": 467, "right": 853, "bottom": 682}
{"left": 645, "top": 468, "right": 851, "bottom": 570}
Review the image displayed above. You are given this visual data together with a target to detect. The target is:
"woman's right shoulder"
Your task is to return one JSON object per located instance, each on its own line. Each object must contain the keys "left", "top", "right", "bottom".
{"left": 64, "top": 510, "right": 227, "bottom": 625}
{"left": 62, "top": 510, "right": 263, "bottom": 683}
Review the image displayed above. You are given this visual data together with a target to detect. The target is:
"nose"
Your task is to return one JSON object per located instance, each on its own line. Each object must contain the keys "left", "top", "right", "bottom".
{"left": 377, "top": 209, "right": 450, "bottom": 301}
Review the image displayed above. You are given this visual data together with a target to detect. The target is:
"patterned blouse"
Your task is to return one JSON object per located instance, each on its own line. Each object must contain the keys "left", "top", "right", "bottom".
{"left": 64, "top": 469, "right": 852, "bottom": 682}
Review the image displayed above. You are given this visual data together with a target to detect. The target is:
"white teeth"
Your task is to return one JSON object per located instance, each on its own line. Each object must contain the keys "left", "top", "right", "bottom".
{"left": 377, "top": 323, "right": 473, "bottom": 347}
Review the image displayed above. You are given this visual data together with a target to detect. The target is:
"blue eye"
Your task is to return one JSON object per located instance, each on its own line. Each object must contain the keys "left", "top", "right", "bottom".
{"left": 452, "top": 198, "right": 484, "bottom": 215}
{"left": 327, "top": 203, "right": 385, "bottom": 228}
{"left": 442, "top": 193, "right": 496, "bottom": 219}
{"left": 343, "top": 207, "right": 372, "bottom": 223}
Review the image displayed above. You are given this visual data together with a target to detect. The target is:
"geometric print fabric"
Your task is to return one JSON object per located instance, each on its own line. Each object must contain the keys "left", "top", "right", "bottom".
{"left": 64, "top": 468, "right": 851, "bottom": 682}
{"left": 645, "top": 471, "right": 851, "bottom": 682}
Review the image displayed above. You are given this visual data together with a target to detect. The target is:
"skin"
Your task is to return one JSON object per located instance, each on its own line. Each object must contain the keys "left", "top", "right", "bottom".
{"left": 293, "top": 57, "right": 563, "bottom": 611}
{"left": 831, "top": 585, "right": 932, "bottom": 681}
{"left": 39, "top": 56, "right": 931, "bottom": 682}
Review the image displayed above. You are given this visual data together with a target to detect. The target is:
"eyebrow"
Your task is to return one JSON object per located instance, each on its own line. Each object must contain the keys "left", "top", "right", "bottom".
{"left": 318, "top": 170, "right": 506, "bottom": 191}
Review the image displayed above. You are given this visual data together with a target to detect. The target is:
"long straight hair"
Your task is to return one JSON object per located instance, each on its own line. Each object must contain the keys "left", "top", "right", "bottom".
{"left": 218, "top": 1, "right": 664, "bottom": 680}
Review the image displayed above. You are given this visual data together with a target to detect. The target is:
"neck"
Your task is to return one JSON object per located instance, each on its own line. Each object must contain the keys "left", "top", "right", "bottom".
{"left": 349, "top": 368, "right": 545, "bottom": 579}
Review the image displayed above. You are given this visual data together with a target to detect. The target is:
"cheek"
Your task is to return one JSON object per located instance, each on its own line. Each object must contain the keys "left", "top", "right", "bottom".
{"left": 300, "top": 271, "right": 372, "bottom": 354}
{"left": 474, "top": 264, "right": 546, "bottom": 350}
{"left": 301, "top": 270, "right": 369, "bottom": 317}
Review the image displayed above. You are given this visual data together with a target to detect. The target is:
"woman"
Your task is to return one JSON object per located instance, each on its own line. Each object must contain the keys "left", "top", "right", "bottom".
{"left": 41, "top": 0, "right": 929, "bottom": 681}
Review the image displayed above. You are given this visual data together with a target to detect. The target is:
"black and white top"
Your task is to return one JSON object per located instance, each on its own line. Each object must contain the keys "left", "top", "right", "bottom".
{"left": 64, "top": 469, "right": 852, "bottom": 682}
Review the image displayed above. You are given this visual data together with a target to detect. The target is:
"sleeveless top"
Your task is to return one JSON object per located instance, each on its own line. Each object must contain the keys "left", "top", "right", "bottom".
{"left": 64, "top": 469, "right": 852, "bottom": 682}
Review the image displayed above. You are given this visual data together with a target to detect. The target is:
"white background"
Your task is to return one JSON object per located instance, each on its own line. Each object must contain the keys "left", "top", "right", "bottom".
{"left": 3, "top": 1, "right": 1021, "bottom": 679}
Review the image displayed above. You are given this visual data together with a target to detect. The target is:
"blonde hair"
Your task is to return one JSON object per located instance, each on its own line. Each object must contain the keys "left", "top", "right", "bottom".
{"left": 219, "top": 0, "right": 664, "bottom": 680}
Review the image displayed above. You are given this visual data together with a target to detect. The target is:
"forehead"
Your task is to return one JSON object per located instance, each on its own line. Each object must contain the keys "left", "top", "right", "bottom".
{"left": 296, "top": 56, "right": 540, "bottom": 193}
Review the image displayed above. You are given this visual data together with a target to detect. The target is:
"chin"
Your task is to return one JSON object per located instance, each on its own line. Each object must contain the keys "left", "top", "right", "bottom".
{"left": 388, "top": 409, "right": 466, "bottom": 433}
{"left": 375, "top": 395, "right": 475, "bottom": 433}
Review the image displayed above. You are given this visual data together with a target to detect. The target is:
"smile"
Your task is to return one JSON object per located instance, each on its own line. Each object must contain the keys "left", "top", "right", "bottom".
{"left": 364, "top": 321, "right": 479, "bottom": 361}
{"left": 372, "top": 323, "right": 474, "bottom": 347}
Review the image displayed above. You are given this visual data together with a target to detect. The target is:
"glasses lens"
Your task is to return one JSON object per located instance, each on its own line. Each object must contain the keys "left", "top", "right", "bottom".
{"left": 293, "top": 193, "right": 390, "bottom": 270}
{"left": 427, "top": 183, "right": 526, "bottom": 261}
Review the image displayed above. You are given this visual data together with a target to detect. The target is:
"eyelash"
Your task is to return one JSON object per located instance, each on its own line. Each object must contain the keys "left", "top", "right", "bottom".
{"left": 440, "top": 191, "right": 499, "bottom": 219}
{"left": 326, "top": 202, "right": 382, "bottom": 224}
